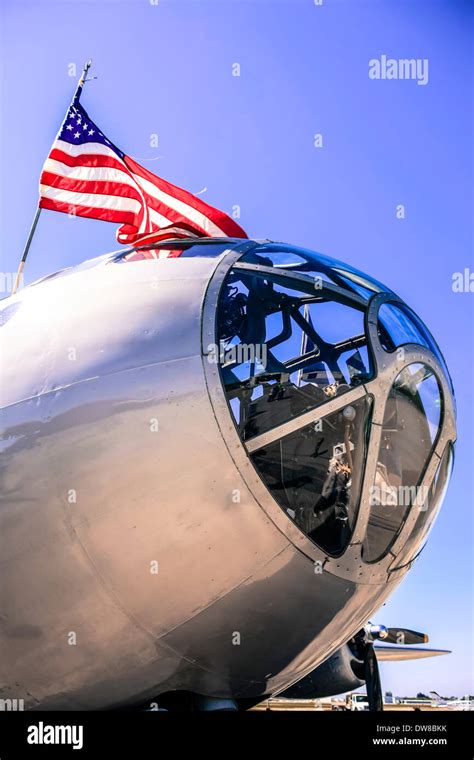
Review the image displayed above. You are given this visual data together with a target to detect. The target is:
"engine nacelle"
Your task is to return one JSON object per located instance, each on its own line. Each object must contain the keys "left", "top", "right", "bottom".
{"left": 281, "top": 642, "right": 365, "bottom": 699}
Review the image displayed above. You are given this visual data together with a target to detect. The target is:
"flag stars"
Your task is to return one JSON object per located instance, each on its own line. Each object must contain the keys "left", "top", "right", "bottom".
{"left": 66, "top": 124, "right": 73, "bottom": 131}
{"left": 82, "top": 123, "right": 88, "bottom": 130}
{"left": 88, "top": 129, "right": 95, "bottom": 136}
{"left": 74, "top": 132, "right": 81, "bottom": 139}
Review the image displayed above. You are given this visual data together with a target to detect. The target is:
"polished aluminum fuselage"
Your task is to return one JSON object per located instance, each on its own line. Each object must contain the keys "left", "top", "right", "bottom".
{"left": 0, "top": 244, "right": 422, "bottom": 709}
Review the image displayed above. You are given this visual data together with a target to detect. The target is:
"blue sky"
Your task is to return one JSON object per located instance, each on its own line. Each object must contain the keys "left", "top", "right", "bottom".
{"left": 0, "top": 0, "right": 472, "bottom": 697}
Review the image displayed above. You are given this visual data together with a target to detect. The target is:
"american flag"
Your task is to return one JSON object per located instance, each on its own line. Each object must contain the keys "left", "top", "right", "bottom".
{"left": 39, "top": 101, "right": 247, "bottom": 246}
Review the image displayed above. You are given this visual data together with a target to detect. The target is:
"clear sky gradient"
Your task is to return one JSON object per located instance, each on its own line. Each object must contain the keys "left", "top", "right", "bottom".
{"left": 0, "top": 0, "right": 472, "bottom": 697}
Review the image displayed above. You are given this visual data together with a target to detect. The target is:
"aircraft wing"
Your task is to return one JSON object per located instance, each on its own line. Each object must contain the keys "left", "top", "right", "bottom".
{"left": 374, "top": 645, "right": 451, "bottom": 661}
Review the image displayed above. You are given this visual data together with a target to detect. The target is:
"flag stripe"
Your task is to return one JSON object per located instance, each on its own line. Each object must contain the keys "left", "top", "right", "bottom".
{"left": 43, "top": 158, "right": 139, "bottom": 192}
{"left": 118, "top": 226, "right": 200, "bottom": 245}
{"left": 49, "top": 147, "right": 126, "bottom": 173}
{"left": 40, "top": 184, "right": 142, "bottom": 214}
{"left": 41, "top": 168, "right": 145, "bottom": 203}
{"left": 55, "top": 138, "right": 120, "bottom": 160}
{"left": 39, "top": 196, "right": 139, "bottom": 225}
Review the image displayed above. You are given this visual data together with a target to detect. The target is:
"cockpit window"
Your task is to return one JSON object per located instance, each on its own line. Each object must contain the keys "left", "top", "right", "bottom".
{"left": 251, "top": 396, "right": 373, "bottom": 556}
{"left": 392, "top": 443, "right": 454, "bottom": 570}
{"left": 377, "top": 302, "right": 454, "bottom": 398}
{"left": 331, "top": 268, "right": 388, "bottom": 300}
{"left": 243, "top": 244, "right": 392, "bottom": 299}
{"left": 363, "top": 363, "right": 443, "bottom": 563}
{"left": 216, "top": 259, "right": 373, "bottom": 442}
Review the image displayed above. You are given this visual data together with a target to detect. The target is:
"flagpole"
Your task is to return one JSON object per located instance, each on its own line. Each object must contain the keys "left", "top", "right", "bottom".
{"left": 11, "top": 208, "right": 42, "bottom": 294}
{"left": 73, "top": 59, "right": 92, "bottom": 104}
{"left": 11, "top": 60, "right": 93, "bottom": 295}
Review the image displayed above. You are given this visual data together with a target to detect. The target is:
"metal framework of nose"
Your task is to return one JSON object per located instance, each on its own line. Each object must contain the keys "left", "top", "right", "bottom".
{"left": 202, "top": 242, "right": 457, "bottom": 585}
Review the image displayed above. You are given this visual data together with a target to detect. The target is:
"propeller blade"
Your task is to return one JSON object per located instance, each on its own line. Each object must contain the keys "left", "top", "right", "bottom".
{"left": 364, "top": 643, "right": 384, "bottom": 711}
{"left": 385, "top": 628, "right": 429, "bottom": 645}
{"left": 374, "top": 645, "right": 450, "bottom": 662}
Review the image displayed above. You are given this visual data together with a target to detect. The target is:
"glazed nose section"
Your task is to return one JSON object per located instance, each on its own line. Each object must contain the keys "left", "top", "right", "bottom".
{"left": 215, "top": 245, "right": 376, "bottom": 558}
{"left": 211, "top": 243, "right": 456, "bottom": 581}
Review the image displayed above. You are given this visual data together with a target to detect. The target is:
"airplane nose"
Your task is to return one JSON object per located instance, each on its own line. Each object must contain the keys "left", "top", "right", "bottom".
{"left": 0, "top": 238, "right": 456, "bottom": 708}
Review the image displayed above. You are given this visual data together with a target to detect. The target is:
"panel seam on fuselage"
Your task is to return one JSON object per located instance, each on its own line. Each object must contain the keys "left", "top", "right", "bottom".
{"left": 0, "top": 354, "right": 202, "bottom": 412}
